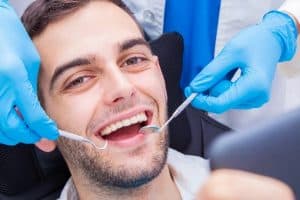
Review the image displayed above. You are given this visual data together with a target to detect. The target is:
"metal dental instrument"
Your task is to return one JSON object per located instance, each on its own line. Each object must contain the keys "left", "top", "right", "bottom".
{"left": 139, "top": 93, "right": 198, "bottom": 134}
{"left": 59, "top": 130, "right": 108, "bottom": 150}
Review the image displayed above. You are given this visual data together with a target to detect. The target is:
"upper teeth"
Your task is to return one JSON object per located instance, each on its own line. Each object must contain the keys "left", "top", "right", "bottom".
{"left": 101, "top": 112, "right": 147, "bottom": 136}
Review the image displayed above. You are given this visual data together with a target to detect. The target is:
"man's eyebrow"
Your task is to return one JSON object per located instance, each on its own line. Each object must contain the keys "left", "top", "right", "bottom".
{"left": 49, "top": 38, "right": 148, "bottom": 90}
{"left": 50, "top": 57, "right": 92, "bottom": 90}
{"left": 120, "top": 38, "right": 150, "bottom": 52}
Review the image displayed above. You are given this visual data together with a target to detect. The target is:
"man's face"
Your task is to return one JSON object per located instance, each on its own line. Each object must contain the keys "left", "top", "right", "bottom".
{"left": 34, "top": 1, "right": 168, "bottom": 188}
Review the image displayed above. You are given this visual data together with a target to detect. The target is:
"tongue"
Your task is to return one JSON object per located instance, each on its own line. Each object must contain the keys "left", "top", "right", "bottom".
{"left": 103, "top": 124, "right": 141, "bottom": 141}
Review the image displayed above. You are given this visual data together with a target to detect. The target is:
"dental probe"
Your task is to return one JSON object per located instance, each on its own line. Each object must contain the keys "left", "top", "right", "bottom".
{"left": 59, "top": 129, "right": 108, "bottom": 150}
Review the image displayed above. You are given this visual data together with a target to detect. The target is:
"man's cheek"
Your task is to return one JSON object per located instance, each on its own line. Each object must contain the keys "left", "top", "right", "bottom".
{"left": 62, "top": 107, "right": 91, "bottom": 132}
{"left": 47, "top": 101, "right": 90, "bottom": 134}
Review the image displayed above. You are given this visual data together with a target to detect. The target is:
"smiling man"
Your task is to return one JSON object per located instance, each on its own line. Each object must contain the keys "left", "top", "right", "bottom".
{"left": 21, "top": 0, "right": 209, "bottom": 199}
{"left": 21, "top": 0, "right": 294, "bottom": 199}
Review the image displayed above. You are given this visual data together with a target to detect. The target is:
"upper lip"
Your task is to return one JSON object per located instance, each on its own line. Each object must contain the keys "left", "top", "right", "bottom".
{"left": 91, "top": 106, "right": 153, "bottom": 137}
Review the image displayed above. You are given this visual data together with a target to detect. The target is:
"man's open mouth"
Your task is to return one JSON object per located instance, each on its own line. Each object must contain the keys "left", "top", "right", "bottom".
{"left": 95, "top": 111, "right": 152, "bottom": 142}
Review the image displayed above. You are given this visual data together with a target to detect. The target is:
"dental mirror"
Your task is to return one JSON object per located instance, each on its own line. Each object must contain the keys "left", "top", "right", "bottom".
{"left": 59, "top": 130, "right": 108, "bottom": 150}
{"left": 139, "top": 93, "right": 197, "bottom": 134}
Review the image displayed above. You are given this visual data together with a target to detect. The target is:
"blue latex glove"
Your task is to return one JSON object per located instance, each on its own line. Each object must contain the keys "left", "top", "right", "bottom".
{"left": 0, "top": 1, "right": 58, "bottom": 145}
{"left": 185, "top": 11, "right": 298, "bottom": 113}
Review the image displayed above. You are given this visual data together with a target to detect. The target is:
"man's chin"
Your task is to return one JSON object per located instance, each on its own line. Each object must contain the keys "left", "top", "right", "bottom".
{"left": 106, "top": 158, "right": 166, "bottom": 189}
{"left": 60, "top": 132, "right": 169, "bottom": 189}
{"left": 99, "top": 141, "right": 168, "bottom": 188}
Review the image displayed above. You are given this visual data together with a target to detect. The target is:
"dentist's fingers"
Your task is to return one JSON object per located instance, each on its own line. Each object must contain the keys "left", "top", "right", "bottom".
{"left": 0, "top": 130, "right": 17, "bottom": 146}
{"left": 189, "top": 51, "right": 240, "bottom": 93}
{"left": 0, "top": 91, "right": 40, "bottom": 144}
{"left": 208, "top": 80, "right": 232, "bottom": 97}
{"left": 187, "top": 75, "right": 263, "bottom": 113}
{"left": 5, "top": 107, "right": 40, "bottom": 144}
{"left": 14, "top": 73, "right": 58, "bottom": 141}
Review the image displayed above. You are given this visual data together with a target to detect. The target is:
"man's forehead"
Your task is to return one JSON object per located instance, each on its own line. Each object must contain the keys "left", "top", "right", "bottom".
{"left": 34, "top": 0, "right": 144, "bottom": 68}
{"left": 36, "top": 1, "right": 142, "bottom": 39}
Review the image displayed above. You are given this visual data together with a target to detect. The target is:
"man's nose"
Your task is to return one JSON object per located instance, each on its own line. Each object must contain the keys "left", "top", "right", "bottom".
{"left": 103, "top": 67, "right": 136, "bottom": 105}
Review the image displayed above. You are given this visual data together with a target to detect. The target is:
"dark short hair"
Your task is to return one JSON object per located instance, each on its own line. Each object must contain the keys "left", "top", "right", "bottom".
{"left": 21, "top": 0, "right": 143, "bottom": 38}
{"left": 21, "top": 0, "right": 145, "bottom": 106}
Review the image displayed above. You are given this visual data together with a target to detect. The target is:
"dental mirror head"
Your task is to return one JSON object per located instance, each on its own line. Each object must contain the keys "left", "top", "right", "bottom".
{"left": 139, "top": 93, "right": 198, "bottom": 135}
{"left": 59, "top": 130, "right": 108, "bottom": 150}
{"left": 139, "top": 124, "right": 160, "bottom": 134}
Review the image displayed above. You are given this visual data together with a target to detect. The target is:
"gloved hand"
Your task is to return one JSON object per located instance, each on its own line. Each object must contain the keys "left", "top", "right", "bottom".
{"left": 0, "top": 0, "right": 58, "bottom": 145}
{"left": 185, "top": 11, "right": 298, "bottom": 113}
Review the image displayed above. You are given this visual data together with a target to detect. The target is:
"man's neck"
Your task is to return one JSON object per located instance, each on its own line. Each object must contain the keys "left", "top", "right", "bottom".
{"left": 72, "top": 165, "right": 182, "bottom": 200}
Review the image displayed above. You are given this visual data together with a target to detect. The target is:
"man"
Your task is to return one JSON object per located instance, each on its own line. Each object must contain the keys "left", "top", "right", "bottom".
{"left": 0, "top": 0, "right": 298, "bottom": 146}
{"left": 21, "top": 0, "right": 294, "bottom": 199}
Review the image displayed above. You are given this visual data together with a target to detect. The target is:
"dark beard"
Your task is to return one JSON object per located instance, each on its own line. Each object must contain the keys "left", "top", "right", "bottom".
{"left": 57, "top": 132, "right": 168, "bottom": 189}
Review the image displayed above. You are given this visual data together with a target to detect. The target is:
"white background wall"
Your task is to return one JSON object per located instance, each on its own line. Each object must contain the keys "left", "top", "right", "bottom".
{"left": 278, "top": 39, "right": 300, "bottom": 111}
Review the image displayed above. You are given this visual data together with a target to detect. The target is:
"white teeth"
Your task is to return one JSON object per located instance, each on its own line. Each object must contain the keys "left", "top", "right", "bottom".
{"left": 116, "top": 122, "right": 122, "bottom": 129}
{"left": 132, "top": 116, "right": 138, "bottom": 124}
{"left": 111, "top": 124, "right": 117, "bottom": 132}
{"left": 102, "top": 127, "right": 112, "bottom": 136}
{"left": 100, "top": 112, "right": 148, "bottom": 136}
{"left": 141, "top": 114, "right": 147, "bottom": 121}
{"left": 123, "top": 119, "right": 130, "bottom": 126}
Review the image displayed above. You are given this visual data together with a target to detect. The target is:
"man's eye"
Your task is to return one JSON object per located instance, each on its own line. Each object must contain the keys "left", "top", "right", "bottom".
{"left": 122, "top": 56, "right": 147, "bottom": 67}
{"left": 65, "top": 76, "right": 92, "bottom": 89}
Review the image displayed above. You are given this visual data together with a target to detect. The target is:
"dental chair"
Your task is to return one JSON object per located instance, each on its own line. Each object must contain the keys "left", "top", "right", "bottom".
{"left": 0, "top": 33, "right": 230, "bottom": 199}
{"left": 152, "top": 33, "right": 231, "bottom": 157}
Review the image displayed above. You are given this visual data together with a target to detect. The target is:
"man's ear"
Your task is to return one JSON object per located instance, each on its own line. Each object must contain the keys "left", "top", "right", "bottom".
{"left": 35, "top": 139, "right": 57, "bottom": 152}
{"left": 153, "top": 55, "right": 168, "bottom": 101}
